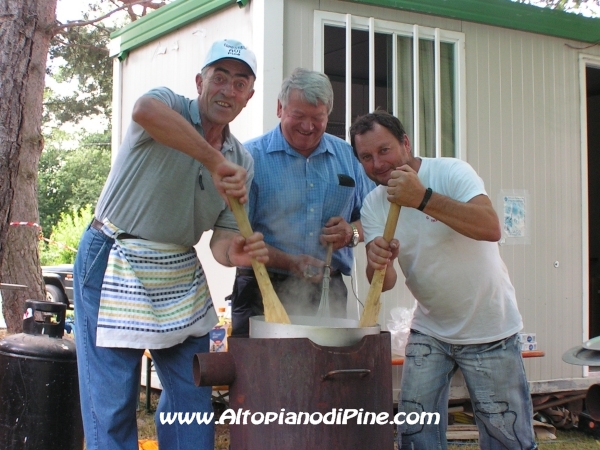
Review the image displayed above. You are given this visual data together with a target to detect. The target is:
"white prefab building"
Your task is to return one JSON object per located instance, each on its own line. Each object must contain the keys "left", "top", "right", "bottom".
{"left": 110, "top": 0, "right": 600, "bottom": 400}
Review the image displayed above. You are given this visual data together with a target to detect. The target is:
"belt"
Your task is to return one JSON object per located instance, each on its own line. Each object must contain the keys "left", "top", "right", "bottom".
{"left": 236, "top": 267, "right": 341, "bottom": 280}
{"left": 91, "top": 218, "right": 143, "bottom": 240}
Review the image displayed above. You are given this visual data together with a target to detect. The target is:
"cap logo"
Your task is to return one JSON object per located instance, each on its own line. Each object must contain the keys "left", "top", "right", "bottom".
{"left": 225, "top": 43, "right": 245, "bottom": 56}
{"left": 202, "top": 39, "right": 257, "bottom": 76}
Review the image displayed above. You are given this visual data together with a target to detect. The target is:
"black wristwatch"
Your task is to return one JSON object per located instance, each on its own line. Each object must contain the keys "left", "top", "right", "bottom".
{"left": 347, "top": 224, "right": 359, "bottom": 248}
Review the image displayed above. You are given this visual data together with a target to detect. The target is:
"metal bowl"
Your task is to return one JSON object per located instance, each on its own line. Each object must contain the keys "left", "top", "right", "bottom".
{"left": 249, "top": 315, "right": 380, "bottom": 347}
{"left": 562, "top": 345, "right": 600, "bottom": 366}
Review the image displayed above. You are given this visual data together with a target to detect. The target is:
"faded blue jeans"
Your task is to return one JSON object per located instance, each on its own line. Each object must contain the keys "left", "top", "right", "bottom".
{"left": 73, "top": 224, "right": 214, "bottom": 450}
{"left": 398, "top": 330, "right": 537, "bottom": 450}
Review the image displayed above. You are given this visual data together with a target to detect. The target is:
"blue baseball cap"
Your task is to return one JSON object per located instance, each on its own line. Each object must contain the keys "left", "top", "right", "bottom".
{"left": 202, "top": 39, "right": 257, "bottom": 77}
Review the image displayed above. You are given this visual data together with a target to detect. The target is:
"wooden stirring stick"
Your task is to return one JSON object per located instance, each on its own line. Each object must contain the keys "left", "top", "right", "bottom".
{"left": 228, "top": 196, "right": 291, "bottom": 324}
{"left": 359, "top": 202, "right": 401, "bottom": 327}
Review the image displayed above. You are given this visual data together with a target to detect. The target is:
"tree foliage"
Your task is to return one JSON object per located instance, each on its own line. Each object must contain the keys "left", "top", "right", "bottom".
{"left": 44, "top": 1, "right": 172, "bottom": 126}
{"left": 45, "top": 22, "right": 115, "bottom": 126}
{"left": 40, "top": 205, "right": 94, "bottom": 265}
{"left": 514, "top": 0, "right": 600, "bottom": 15}
{"left": 38, "top": 130, "right": 111, "bottom": 236}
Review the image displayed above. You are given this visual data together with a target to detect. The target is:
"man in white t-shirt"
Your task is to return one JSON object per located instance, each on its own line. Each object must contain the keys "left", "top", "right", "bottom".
{"left": 350, "top": 110, "right": 536, "bottom": 450}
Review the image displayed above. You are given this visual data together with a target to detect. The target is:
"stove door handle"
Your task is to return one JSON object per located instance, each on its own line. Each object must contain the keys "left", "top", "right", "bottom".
{"left": 321, "top": 369, "right": 371, "bottom": 381}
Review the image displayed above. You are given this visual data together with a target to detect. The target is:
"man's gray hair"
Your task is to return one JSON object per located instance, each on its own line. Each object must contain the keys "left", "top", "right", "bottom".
{"left": 278, "top": 68, "right": 334, "bottom": 115}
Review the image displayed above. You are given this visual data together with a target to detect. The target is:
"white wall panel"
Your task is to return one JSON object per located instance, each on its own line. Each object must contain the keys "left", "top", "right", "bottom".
{"left": 462, "top": 20, "right": 599, "bottom": 383}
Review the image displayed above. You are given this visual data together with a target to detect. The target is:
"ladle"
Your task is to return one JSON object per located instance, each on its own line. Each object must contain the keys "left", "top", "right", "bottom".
{"left": 316, "top": 173, "right": 356, "bottom": 318}
{"left": 316, "top": 242, "right": 334, "bottom": 317}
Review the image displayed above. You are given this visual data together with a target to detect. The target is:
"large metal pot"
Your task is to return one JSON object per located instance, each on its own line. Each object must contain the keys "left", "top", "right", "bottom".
{"left": 249, "top": 315, "right": 380, "bottom": 347}
{"left": 194, "top": 332, "right": 394, "bottom": 450}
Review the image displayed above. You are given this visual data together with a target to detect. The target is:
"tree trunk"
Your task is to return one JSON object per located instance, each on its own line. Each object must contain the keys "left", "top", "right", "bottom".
{"left": 0, "top": 0, "right": 57, "bottom": 332}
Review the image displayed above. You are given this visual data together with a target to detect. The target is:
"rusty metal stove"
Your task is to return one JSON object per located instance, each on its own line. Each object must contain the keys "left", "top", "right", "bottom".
{"left": 194, "top": 332, "right": 393, "bottom": 450}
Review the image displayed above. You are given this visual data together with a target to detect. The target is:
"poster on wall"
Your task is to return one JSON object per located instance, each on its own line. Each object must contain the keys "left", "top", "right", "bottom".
{"left": 497, "top": 190, "right": 530, "bottom": 245}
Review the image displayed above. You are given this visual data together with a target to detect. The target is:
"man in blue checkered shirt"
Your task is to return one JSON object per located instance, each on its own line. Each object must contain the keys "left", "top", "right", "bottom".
{"left": 229, "top": 68, "right": 374, "bottom": 336}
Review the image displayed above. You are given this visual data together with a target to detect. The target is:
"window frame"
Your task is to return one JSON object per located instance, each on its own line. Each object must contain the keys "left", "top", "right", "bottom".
{"left": 313, "top": 11, "right": 467, "bottom": 160}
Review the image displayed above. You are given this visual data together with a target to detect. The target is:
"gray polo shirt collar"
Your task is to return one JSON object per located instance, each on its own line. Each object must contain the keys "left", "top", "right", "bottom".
{"left": 189, "top": 97, "right": 233, "bottom": 154}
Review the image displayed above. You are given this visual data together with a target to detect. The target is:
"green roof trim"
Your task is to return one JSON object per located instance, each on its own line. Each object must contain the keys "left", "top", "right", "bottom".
{"left": 347, "top": 0, "right": 600, "bottom": 44}
{"left": 110, "top": 0, "right": 240, "bottom": 58}
{"left": 110, "top": 0, "right": 600, "bottom": 58}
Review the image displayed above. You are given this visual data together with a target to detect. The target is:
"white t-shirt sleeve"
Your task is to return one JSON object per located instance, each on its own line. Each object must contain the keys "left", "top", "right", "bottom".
{"left": 443, "top": 159, "right": 487, "bottom": 204}
{"left": 360, "top": 186, "right": 390, "bottom": 245}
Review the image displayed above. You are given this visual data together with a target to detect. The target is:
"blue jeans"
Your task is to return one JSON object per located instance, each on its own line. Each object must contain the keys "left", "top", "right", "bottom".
{"left": 398, "top": 330, "right": 537, "bottom": 450}
{"left": 74, "top": 224, "right": 214, "bottom": 450}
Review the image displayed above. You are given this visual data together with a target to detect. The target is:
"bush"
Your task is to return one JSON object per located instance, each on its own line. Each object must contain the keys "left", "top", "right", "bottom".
{"left": 39, "top": 205, "right": 94, "bottom": 265}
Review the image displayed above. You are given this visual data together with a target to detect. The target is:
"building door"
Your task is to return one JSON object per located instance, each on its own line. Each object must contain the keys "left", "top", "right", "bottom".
{"left": 587, "top": 64, "right": 600, "bottom": 338}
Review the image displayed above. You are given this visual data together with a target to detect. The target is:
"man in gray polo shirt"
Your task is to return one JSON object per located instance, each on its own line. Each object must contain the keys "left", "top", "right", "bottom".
{"left": 73, "top": 39, "right": 266, "bottom": 450}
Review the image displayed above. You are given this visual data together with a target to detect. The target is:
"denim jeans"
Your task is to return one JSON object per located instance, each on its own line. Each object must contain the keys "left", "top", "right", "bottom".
{"left": 74, "top": 224, "right": 214, "bottom": 450}
{"left": 398, "top": 330, "right": 537, "bottom": 450}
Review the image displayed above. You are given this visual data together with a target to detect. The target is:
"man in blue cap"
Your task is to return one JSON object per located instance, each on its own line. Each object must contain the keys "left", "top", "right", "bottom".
{"left": 73, "top": 39, "right": 265, "bottom": 450}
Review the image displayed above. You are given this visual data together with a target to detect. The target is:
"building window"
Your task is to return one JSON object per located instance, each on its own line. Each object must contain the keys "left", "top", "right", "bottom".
{"left": 314, "top": 12, "right": 465, "bottom": 158}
